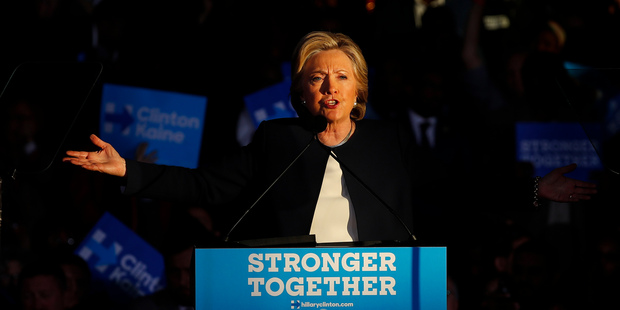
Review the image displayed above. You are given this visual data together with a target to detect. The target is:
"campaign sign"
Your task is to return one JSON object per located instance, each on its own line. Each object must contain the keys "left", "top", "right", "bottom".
{"left": 516, "top": 122, "right": 603, "bottom": 181}
{"left": 281, "top": 61, "right": 292, "bottom": 80}
{"left": 75, "top": 212, "right": 165, "bottom": 303}
{"left": 244, "top": 80, "right": 297, "bottom": 128}
{"left": 100, "top": 83, "right": 207, "bottom": 168}
{"left": 195, "top": 247, "right": 446, "bottom": 310}
{"left": 605, "top": 93, "right": 620, "bottom": 136}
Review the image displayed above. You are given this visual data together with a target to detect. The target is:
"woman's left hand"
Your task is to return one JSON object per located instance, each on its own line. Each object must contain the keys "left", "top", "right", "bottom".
{"left": 539, "top": 163, "right": 597, "bottom": 203}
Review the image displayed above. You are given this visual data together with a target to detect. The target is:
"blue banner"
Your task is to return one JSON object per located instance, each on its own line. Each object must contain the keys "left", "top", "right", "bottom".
{"left": 195, "top": 247, "right": 446, "bottom": 310}
{"left": 75, "top": 212, "right": 166, "bottom": 304}
{"left": 516, "top": 122, "right": 603, "bottom": 180}
{"left": 244, "top": 80, "right": 297, "bottom": 128}
{"left": 99, "top": 83, "right": 207, "bottom": 168}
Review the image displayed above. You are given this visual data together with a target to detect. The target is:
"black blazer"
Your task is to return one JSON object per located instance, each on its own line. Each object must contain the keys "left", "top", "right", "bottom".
{"left": 124, "top": 118, "right": 420, "bottom": 242}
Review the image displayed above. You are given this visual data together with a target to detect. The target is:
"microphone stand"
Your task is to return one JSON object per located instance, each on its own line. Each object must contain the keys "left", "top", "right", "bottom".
{"left": 224, "top": 116, "right": 328, "bottom": 244}
{"left": 224, "top": 135, "right": 317, "bottom": 243}
{"left": 325, "top": 149, "right": 417, "bottom": 242}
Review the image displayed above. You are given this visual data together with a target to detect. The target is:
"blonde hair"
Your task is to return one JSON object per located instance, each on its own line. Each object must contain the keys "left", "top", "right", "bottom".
{"left": 290, "top": 31, "right": 368, "bottom": 121}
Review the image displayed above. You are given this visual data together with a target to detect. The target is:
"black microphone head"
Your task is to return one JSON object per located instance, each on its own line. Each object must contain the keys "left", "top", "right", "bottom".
{"left": 312, "top": 115, "right": 328, "bottom": 133}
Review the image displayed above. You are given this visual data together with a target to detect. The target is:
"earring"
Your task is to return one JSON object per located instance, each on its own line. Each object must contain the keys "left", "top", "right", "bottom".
{"left": 354, "top": 102, "right": 357, "bottom": 106}
{"left": 302, "top": 100, "right": 306, "bottom": 106}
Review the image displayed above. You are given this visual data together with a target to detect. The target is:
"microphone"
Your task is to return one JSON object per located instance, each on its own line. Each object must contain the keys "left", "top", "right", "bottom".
{"left": 323, "top": 147, "right": 417, "bottom": 242}
{"left": 224, "top": 116, "right": 327, "bottom": 243}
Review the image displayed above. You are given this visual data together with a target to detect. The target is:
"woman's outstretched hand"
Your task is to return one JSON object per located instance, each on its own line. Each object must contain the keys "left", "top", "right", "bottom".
{"left": 63, "top": 134, "right": 127, "bottom": 177}
{"left": 539, "top": 163, "right": 597, "bottom": 203}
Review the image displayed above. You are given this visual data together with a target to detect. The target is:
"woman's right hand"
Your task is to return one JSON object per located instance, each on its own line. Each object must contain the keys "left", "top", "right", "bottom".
{"left": 63, "top": 134, "right": 127, "bottom": 177}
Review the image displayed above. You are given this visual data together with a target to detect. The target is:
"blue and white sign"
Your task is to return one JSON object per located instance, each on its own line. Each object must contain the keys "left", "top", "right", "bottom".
{"left": 605, "top": 93, "right": 620, "bottom": 136}
{"left": 75, "top": 212, "right": 166, "bottom": 303}
{"left": 244, "top": 80, "right": 297, "bottom": 128}
{"left": 516, "top": 122, "right": 603, "bottom": 181}
{"left": 100, "top": 83, "right": 207, "bottom": 168}
{"left": 194, "top": 247, "right": 446, "bottom": 310}
{"left": 281, "top": 61, "right": 292, "bottom": 80}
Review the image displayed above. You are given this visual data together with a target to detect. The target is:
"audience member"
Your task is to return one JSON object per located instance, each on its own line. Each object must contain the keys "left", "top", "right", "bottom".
{"left": 56, "top": 253, "right": 102, "bottom": 310}
{"left": 447, "top": 275, "right": 459, "bottom": 310}
{"left": 586, "top": 228, "right": 620, "bottom": 309}
{"left": 507, "top": 239, "right": 561, "bottom": 309}
{"left": 17, "top": 259, "right": 68, "bottom": 310}
{"left": 0, "top": 250, "right": 24, "bottom": 310}
{"left": 127, "top": 211, "right": 217, "bottom": 310}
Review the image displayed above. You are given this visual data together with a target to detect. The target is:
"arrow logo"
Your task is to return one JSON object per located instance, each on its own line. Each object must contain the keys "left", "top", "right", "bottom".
{"left": 77, "top": 229, "right": 123, "bottom": 273}
{"left": 104, "top": 104, "right": 134, "bottom": 132}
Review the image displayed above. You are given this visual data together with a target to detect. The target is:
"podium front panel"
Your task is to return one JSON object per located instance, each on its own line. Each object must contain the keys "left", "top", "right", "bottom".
{"left": 194, "top": 246, "right": 446, "bottom": 310}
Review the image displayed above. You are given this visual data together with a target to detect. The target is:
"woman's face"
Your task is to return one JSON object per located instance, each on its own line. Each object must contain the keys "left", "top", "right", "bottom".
{"left": 300, "top": 49, "right": 357, "bottom": 125}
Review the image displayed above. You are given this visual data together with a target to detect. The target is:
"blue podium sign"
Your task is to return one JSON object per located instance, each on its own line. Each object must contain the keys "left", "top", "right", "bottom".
{"left": 194, "top": 247, "right": 446, "bottom": 310}
{"left": 99, "top": 83, "right": 207, "bottom": 168}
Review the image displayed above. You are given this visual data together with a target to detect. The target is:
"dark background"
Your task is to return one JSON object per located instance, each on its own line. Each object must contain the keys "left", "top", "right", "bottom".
{"left": 1, "top": 0, "right": 620, "bottom": 309}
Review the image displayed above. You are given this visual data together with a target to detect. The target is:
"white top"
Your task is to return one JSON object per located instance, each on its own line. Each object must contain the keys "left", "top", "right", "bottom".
{"left": 309, "top": 153, "right": 359, "bottom": 243}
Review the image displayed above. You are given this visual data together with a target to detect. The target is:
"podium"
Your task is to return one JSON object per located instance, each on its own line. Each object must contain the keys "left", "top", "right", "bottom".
{"left": 194, "top": 245, "right": 446, "bottom": 310}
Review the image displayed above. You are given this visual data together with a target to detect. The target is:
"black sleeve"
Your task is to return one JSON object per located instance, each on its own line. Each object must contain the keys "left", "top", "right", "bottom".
{"left": 122, "top": 137, "right": 260, "bottom": 206}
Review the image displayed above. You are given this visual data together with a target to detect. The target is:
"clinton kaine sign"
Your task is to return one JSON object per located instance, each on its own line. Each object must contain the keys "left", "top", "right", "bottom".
{"left": 194, "top": 247, "right": 446, "bottom": 310}
{"left": 75, "top": 212, "right": 165, "bottom": 303}
{"left": 100, "top": 83, "right": 207, "bottom": 168}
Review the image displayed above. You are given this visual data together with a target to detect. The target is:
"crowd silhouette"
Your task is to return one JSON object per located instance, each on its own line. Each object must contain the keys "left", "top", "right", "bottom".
{"left": 1, "top": 0, "right": 620, "bottom": 309}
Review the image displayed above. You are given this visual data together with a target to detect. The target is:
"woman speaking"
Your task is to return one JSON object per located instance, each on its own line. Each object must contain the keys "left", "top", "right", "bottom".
{"left": 63, "top": 31, "right": 596, "bottom": 244}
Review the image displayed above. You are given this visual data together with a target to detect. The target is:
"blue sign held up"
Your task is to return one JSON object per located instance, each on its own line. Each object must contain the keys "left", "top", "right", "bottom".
{"left": 244, "top": 80, "right": 297, "bottom": 128}
{"left": 516, "top": 122, "right": 603, "bottom": 181}
{"left": 75, "top": 212, "right": 166, "bottom": 304}
{"left": 100, "top": 84, "right": 207, "bottom": 168}
{"left": 104, "top": 105, "right": 134, "bottom": 132}
{"left": 84, "top": 236, "right": 119, "bottom": 268}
